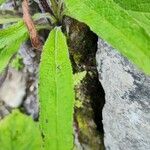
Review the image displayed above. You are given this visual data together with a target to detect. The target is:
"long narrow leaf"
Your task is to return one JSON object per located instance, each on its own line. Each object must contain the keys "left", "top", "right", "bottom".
{"left": 39, "top": 27, "right": 74, "bottom": 150}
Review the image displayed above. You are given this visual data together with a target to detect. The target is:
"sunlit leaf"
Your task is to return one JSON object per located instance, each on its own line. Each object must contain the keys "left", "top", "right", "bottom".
{"left": 0, "top": 110, "right": 42, "bottom": 150}
{"left": 0, "top": 21, "right": 28, "bottom": 73}
{"left": 114, "top": 0, "right": 150, "bottom": 12}
{"left": 65, "top": 0, "right": 150, "bottom": 75}
{"left": 73, "top": 71, "right": 86, "bottom": 86}
{"left": 39, "top": 27, "right": 74, "bottom": 150}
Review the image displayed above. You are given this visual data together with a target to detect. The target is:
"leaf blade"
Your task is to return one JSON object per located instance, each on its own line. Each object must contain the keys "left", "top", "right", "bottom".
{"left": 113, "top": 0, "right": 150, "bottom": 12}
{"left": 0, "top": 110, "right": 42, "bottom": 150}
{"left": 0, "top": 21, "right": 28, "bottom": 73}
{"left": 39, "top": 27, "right": 74, "bottom": 150}
{"left": 65, "top": 0, "right": 150, "bottom": 75}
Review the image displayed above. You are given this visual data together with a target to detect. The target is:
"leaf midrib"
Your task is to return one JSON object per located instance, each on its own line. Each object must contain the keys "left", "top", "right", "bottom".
{"left": 54, "top": 28, "right": 59, "bottom": 149}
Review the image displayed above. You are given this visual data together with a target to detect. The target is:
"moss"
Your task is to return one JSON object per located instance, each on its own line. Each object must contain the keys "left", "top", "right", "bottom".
{"left": 63, "top": 16, "right": 105, "bottom": 149}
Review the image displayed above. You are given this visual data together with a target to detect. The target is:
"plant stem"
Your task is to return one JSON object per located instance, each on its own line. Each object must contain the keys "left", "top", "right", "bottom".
{"left": 22, "top": 0, "right": 42, "bottom": 50}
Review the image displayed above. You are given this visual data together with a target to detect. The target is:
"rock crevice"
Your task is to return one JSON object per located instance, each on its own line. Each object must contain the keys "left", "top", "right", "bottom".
{"left": 96, "top": 38, "right": 150, "bottom": 150}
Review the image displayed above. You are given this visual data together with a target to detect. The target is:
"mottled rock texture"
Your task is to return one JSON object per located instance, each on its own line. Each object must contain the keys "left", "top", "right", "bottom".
{"left": 96, "top": 38, "right": 150, "bottom": 150}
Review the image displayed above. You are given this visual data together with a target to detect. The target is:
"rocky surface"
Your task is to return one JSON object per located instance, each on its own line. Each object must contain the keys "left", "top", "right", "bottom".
{"left": 19, "top": 42, "right": 40, "bottom": 119}
{"left": 63, "top": 17, "right": 105, "bottom": 149}
{"left": 96, "top": 38, "right": 150, "bottom": 150}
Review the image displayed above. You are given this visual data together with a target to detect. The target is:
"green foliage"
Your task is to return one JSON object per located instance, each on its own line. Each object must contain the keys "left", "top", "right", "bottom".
{"left": 75, "top": 99, "right": 83, "bottom": 108}
{"left": 39, "top": 27, "right": 74, "bottom": 150}
{"left": 73, "top": 71, "right": 86, "bottom": 108}
{"left": 73, "top": 71, "right": 86, "bottom": 86}
{"left": 0, "top": 0, "right": 4, "bottom": 5}
{"left": 10, "top": 55, "right": 24, "bottom": 70}
{"left": 113, "top": 0, "right": 150, "bottom": 37}
{"left": 65, "top": 0, "right": 150, "bottom": 75}
{"left": 1, "top": 0, "right": 150, "bottom": 149}
{"left": 114, "top": 0, "right": 150, "bottom": 12}
{"left": 0, "top": 10, "right": 22, "bottom": 24}
{"left": 0, "top": 21, "right": 28, "bottom": 73}
{"left": 0, "top": 110, "right": 42, "bottom": 150}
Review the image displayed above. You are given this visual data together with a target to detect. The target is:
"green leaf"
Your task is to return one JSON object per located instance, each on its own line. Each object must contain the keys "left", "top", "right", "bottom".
{"left": 114, "top": 0, "right": 150, "bottom": 12}
{"left": 0, "top": 0, "right": 5, "bottom": 5}
{"left": 39, "top": 27, "right": 74, "bottom": 150}
{"left": 0, "top": 110, "right": 42, "bottom": 150}
{"left": 0, "top": 11, "right": 53, "bottom": 26}
{"left": 0, "top": 10, "right": 22, "bottom": 24}
{"left": 10, "top": 55, "right": 23, "bottom": 70}
{"left": 73, "top": 71, "right": 86, "bottom": 86}
{"left": 127, "top": 11, "right": 150, "bottom": 36}
{"left": 113, "top": 0, "right": 150, "bottom": 36}
{"left": 0, "top": 21, "right": 28, "bottom": 73}
{"left": 65, "top": 0, "right": 150, "bottom": 75}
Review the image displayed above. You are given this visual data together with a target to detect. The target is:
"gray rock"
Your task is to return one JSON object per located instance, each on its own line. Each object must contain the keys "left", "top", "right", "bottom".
{"left": 19, "top": 43, "right": 40, "bottom": 119}
{"left": 96, "top": 38, "right": 150, "bottom": 150}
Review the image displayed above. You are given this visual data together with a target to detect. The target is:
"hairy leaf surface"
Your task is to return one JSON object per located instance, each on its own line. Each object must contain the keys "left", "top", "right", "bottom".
{"left": 0, "top": 110, "right": 42, "bottom": 150}
{"left": 114, "top": 0, "right": 150, "bottom": 12}
{"left": 39, "top": 27, "right": 74, "bottom": 150}
{"left": 65, "top": 0, "right": 150, "bottom": 75}
{"left": 0, "top": 21, "right": 28, "bottom": 73}
{"left": 113, "top": 0, "right": 150, "bottom": 36}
